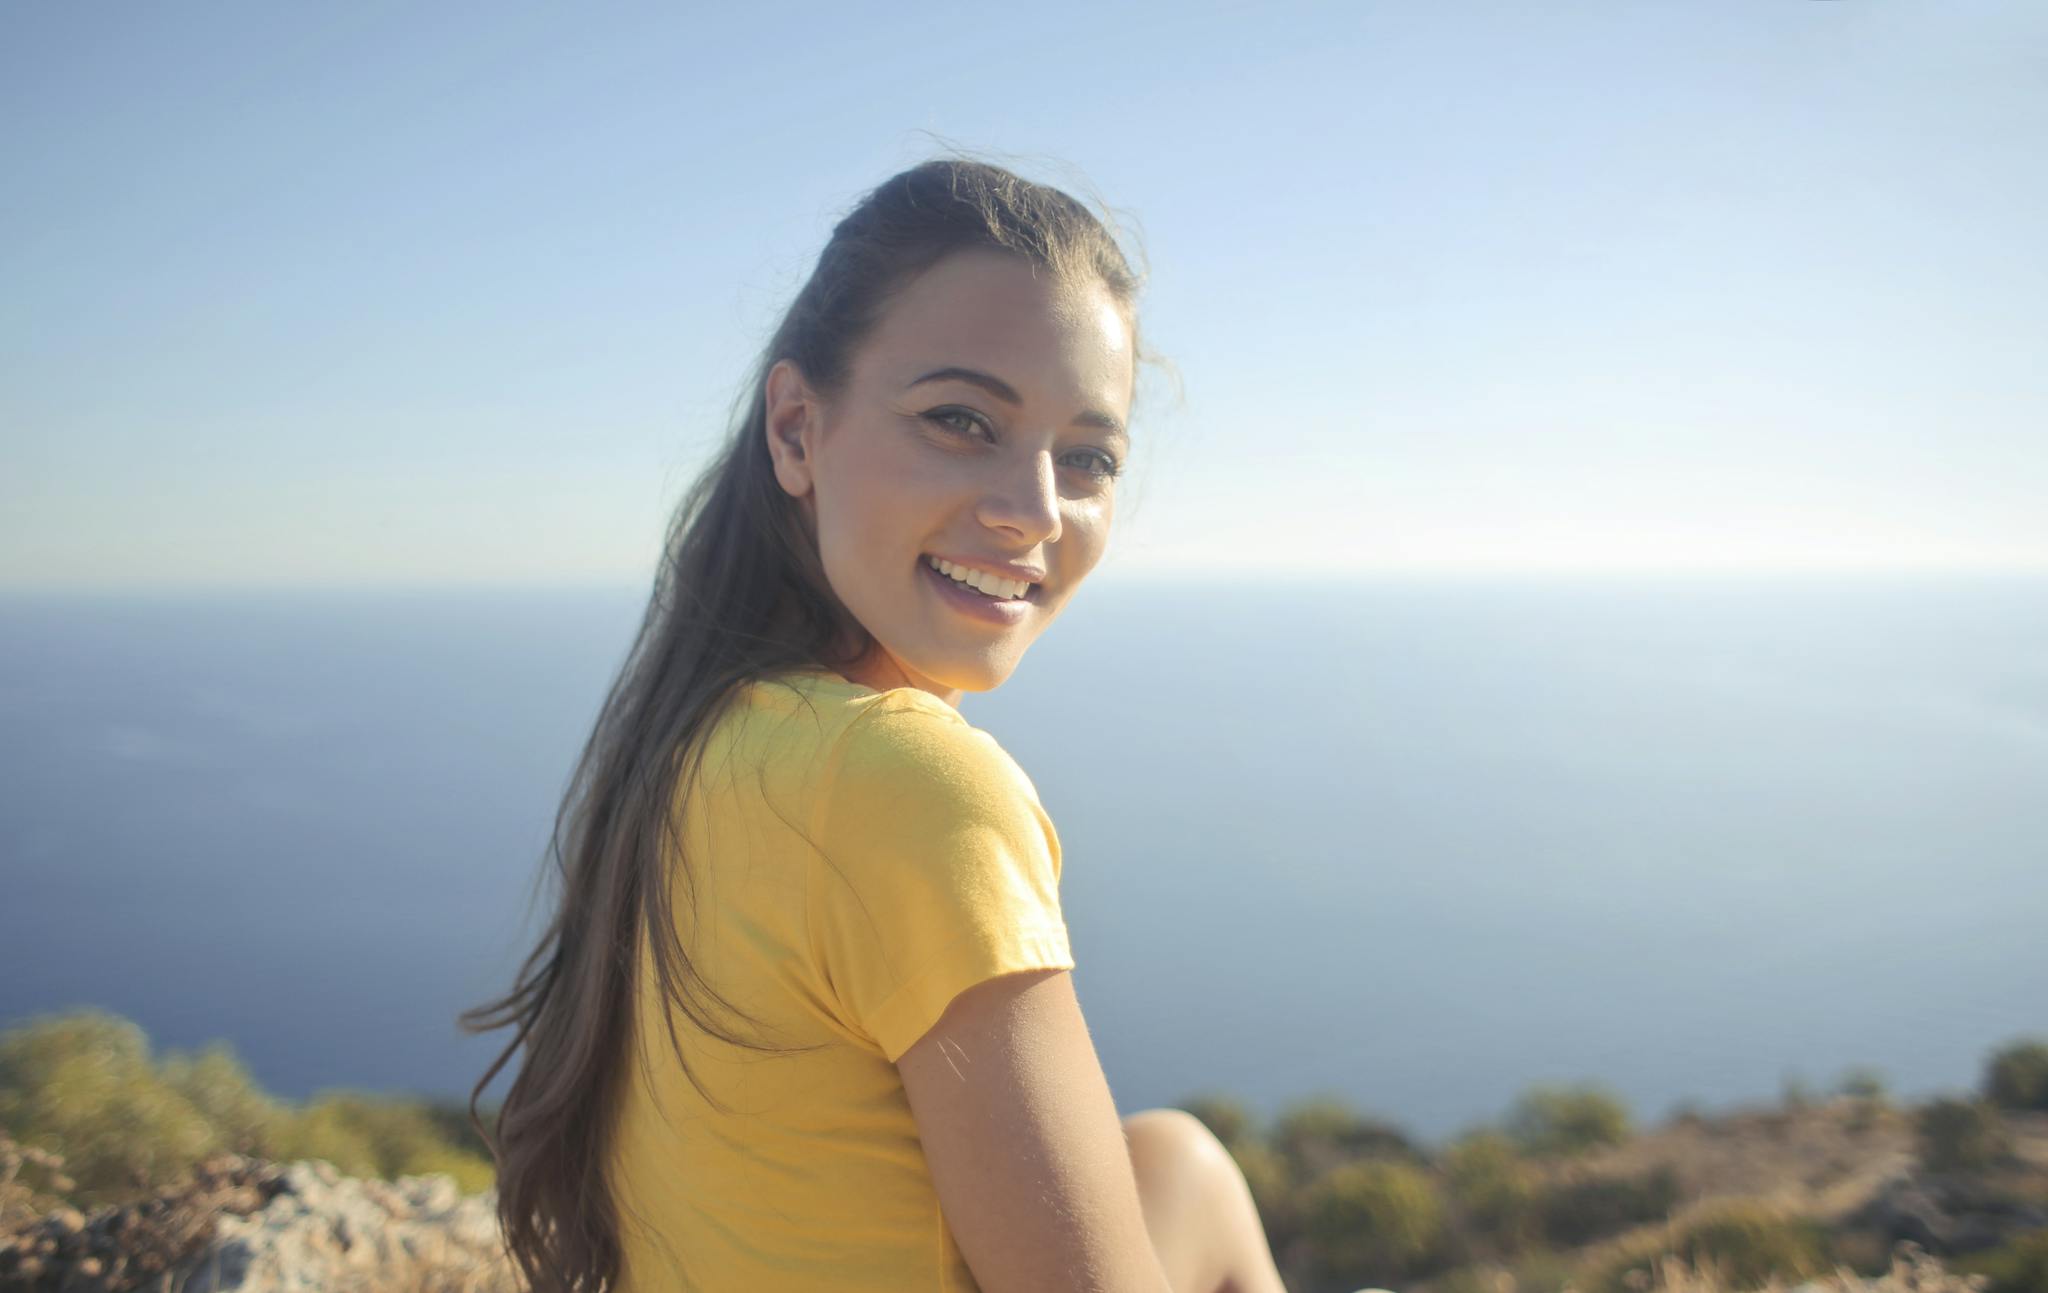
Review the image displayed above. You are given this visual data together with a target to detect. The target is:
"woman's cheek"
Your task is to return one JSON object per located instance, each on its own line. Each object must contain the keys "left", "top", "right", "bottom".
{"left": 1069, "top": 497, "right": 1112, "bottom": 560}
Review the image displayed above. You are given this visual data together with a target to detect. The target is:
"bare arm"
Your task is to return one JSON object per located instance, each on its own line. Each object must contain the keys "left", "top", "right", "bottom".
{"left": 897, "top": 967, "right": 1175, "bottom": 1293}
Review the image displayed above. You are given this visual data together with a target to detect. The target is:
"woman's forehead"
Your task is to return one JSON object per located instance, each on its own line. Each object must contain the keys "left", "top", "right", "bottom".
{"left": 864, "top": 258, "right": 1133, "bottom": 408}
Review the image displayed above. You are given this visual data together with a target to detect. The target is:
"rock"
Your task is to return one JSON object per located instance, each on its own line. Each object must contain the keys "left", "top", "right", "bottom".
{"left": 1846, "top": 1171, "right": 2034, "bottom": 1256}
{"left": 173, "top": 1159, "right": 514, "bottom": 1291}
{"left": 1, "top": 1156, "right": 510, "bottom": 1293}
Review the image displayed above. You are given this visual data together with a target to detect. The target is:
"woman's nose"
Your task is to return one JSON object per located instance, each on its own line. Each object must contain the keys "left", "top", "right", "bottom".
{"left": 975, "top": 450, "right": 1061, "bottom": 545}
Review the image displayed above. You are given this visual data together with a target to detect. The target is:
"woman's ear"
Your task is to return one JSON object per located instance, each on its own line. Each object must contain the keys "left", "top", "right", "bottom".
{"left": 764, "top": 359, "right": 819, "bottom": 498}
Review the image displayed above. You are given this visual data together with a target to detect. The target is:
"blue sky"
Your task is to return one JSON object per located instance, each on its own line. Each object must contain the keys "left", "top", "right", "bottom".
{"left": 4, "top": 1, "right": 2044, "bottom": 589}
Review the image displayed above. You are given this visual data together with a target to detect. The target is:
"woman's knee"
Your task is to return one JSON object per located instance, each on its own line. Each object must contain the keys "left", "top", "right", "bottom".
{"left": 1125, "top": 1108, "right": 1226, "bottom": 1168}
{"left": 1124, "top": 1108, "right": 1254, "bottom": 1292}
{"left": 1126, "top": 1107, "right": 1240, "bottom": 1184}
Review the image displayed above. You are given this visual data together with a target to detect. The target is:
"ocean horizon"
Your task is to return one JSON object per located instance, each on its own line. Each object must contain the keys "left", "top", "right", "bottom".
{"left": 4, "top": 572, "right": 2044, "bottom": 1145}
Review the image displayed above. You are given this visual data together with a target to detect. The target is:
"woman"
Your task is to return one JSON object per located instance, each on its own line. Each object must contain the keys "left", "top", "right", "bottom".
{"left": 462, "top": 156, "right": 1289, "bottom": 1293}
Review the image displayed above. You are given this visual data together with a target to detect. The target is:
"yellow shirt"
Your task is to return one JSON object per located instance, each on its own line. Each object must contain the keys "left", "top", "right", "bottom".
{"left": 607, "top": 667, "right": 1075, "bottom": 1291}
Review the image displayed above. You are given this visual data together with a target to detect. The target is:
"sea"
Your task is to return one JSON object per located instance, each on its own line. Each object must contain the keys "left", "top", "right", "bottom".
{"left": 3, "top": 573, "right": 2044, "bottom": 1146}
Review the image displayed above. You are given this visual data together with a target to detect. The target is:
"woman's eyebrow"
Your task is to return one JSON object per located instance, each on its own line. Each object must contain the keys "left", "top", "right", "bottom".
{"left": 905, "top": 365, "right": 1127, "bottom": 439}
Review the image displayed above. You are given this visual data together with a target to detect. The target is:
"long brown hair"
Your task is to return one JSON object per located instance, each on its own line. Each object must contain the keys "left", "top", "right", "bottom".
{"left": 457, "top": 151, "right": 1155, "bottom": 1292}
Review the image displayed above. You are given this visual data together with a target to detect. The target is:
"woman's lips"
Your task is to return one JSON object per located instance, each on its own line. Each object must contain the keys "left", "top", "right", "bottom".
{"left": 919, "top": 556, "right": 1035, "bottom": 620}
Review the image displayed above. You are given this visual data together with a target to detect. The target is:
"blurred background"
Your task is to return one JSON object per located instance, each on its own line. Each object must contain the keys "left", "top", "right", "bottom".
{"left": 4, "top": 3, "right": 2045, "bottom": 1291}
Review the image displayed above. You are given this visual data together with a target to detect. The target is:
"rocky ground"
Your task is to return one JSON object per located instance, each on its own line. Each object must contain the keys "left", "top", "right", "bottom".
{"left": 0, "top": 1153, "right": 515, "bottom": 1293}
{"left": 1556, "top": 1100, "right": 2048, "bottom": 1257}
{"left": 2, "top": 1101, "right": 2042, "bottom": 1292}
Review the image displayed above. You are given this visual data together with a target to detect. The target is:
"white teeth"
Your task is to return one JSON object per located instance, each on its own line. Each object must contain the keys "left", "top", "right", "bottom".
{"left": 926, "top": 555, "right": 1031, "bottom": 601}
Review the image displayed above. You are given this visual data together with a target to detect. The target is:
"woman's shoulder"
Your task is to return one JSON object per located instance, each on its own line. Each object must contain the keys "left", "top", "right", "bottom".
{"left": 788, "top": 674, "right": 1039, "bottom": 814}
{"left": 724, "top": 665, "right": 1038, "bottom": 830}
{"left": 746, "top": 666, "right": 975, "bottom": 738}
{"left": 724, "top": 666, "right": 974, "bottom": 773}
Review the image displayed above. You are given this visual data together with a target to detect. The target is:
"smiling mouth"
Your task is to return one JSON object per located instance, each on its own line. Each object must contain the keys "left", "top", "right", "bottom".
{"left": 921, "top": 553, "right": 1042, "bottom": 603}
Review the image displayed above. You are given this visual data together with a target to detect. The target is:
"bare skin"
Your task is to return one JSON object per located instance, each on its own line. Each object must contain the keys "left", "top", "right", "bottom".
{"left": 763, "top": 247, "right": 1133, "bottom": 707}
{"left": 899, "top": 963, "right": 1286, "bottom": 1293}
{"left": 1124, "top": 1107, "right": 1291, "bottom": 1293}
{"left": 766, "top": 250, "right": 1285, "bottom": 1287}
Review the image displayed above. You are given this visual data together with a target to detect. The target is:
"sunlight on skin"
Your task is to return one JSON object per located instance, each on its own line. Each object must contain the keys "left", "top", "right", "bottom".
{"left": 762, "top": 249, "right": 1136, "bottom": 708}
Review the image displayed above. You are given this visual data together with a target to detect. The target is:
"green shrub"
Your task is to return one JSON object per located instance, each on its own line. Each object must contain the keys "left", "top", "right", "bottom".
{"left": 1916, "top": 1096, "right": 2011, "bottom": 1172}
{"left": 1958, "top": 1228, "right": 2048, "bottom": 1293}
{"left": 160, "top": 1042, "right": 285, "bottom": 1155}
{"left": 1582, "top": 1198, "right": 1828, "bottom": 1293}
{"left": 385, "top": 1143, "right": 496, "bottom": 1196}
{"left": 1537, "top": 1165, "right": 1681, "bottom": 1247}
{"left": 1827, "top": 1227, "right": 1895, "bottom": 1277}
{"left": 1983, "top": 1039, "right": 2048, "bottom": 1113}
{"left": 269, "top": 1097, "right": 382, "bottom": 1177}
{"left": 0, "top": 1128, "right": 78, "bottom": 1221}
{"left": 1176, "top": 1093, "right": 1255, "bottom": 1149}
{"left": 1226, "top": 1139, "right": 1300, "bottom": 1255}
{"left": 1502, "top": 1083, "right": 1633, "bottom": 1159}
{"left": 271, "top": 1093, "right": 494, "bottom": 1194}
{"left": 1673, "top": 1200, "right": 1828, "bottom": 1288}
{"left": 1835, "top": 1066, "right": 1889, "bottom": 1102}
{"left": 0, "top": 1009, "right": 220, "bottom": 1204}
{"left": 1427, "top": 1262, "right": 1515, "bottom": 1293}
{"left": 1507, "top": 1249, "right": 1577, "bottom": 1293}
{"left": 1300, "top": 1159, "right": 1446, "bottom": 1285}
{"left": 419, "top": 1095, "right": 499, "bottom": 1164}
{"left": 1780, "top": 1071, "right": 1816, "bottom": 1112}
{"left": 1272, "top": 1094, "right": 1422, "bottom": 1179}
{"left": 0, "top": 1009, "right": 495, "bottom": 1201}
{"left": 1441, "top": 1130, "right": 1539, "bottom": 1251}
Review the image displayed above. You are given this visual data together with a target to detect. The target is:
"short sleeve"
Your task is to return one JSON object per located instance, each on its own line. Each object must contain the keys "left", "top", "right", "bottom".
{"left": 806, "top": 696, "right": 1074, "bottom": 1063}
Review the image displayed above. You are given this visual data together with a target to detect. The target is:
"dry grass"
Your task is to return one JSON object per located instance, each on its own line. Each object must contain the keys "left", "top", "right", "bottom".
{"left": 1550, "top": 1100, "right": 1916, "bottom": 1224}
{"left": 1631, "top": 1241, "right": 1988, "bottom": 1293}
{"left": 1549, "top": 1101, "right": 2048, "bottom": 1227}
{"left": 1435, "top": 1241, "right": 1988, "bottom": 1293}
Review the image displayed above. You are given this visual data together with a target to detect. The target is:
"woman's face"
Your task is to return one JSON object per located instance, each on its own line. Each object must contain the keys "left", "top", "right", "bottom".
{"left": 765, "top": 249, "right": 1135, "bottom": 707}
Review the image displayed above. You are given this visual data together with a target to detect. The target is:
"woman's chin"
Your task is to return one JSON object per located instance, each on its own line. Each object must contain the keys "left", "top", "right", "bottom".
{"left": 917, "top": 646, "right": 1024, "bottom": 697}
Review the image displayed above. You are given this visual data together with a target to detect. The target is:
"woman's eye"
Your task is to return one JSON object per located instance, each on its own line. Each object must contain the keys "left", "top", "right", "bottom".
{"left": 922, "top": 408, "right": 992, "bottom": 441}
{"left": 1064, "top": 449, "right": 1122, "bottom": 481}
{"left": 923, "top": 408, "right": 1120, "bottom": 482}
